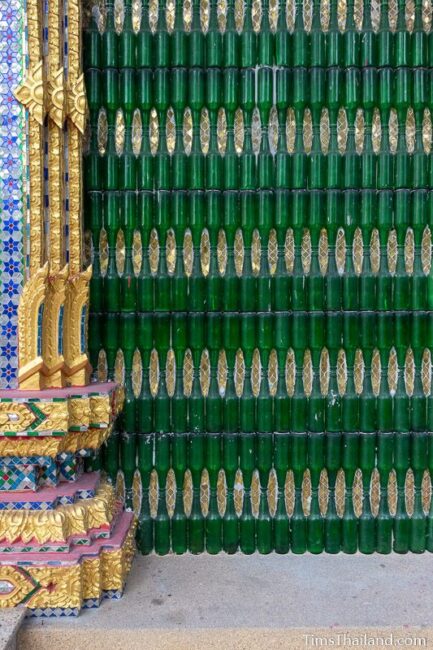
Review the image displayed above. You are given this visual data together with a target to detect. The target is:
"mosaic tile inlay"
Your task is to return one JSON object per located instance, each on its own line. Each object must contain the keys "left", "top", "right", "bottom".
{"left": 0, "top": 0, "right": 25, "bottom": 389}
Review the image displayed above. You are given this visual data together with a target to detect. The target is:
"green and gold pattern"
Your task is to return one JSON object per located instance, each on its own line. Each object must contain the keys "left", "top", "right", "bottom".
{"left": 85, "top": 0, "right": 433, "bottom": 554}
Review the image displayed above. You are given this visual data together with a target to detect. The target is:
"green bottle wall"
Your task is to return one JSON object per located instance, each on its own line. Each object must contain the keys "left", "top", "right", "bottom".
{"left": 84, "top": 0, "right": 433, "bottom": 555}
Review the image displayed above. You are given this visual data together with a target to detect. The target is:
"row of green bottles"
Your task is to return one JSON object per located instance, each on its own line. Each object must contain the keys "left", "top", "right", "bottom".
{"left": 85, "top": 65, "right": 433, "bottom": 119}
{"left": 84, "top": 116, "right": 433, "bottom": 193}
{"left": 103, "top": 429, "right": 433, "bottom": 555}
{"left": 88, "top": 312, "right": 433, "bottom": 360}
{"left": 84, "top": 0, "right": 433, "bottom": 70}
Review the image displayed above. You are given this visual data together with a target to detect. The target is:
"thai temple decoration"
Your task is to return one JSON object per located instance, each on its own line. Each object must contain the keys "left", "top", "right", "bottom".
{"left": 1, "top": 0, "right": 433, "bottom": 615}
{"left": 84, "top": 0, "right": 433, "bottom": 557}
{"left": 0, "top": 0, "right": 135, "bottom": 616}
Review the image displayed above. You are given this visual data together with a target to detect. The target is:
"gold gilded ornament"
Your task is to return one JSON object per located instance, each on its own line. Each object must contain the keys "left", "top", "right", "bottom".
{"left": 0, "top": 567, "right": 39, "bottom": 608}
{"left": 18, "top": 263, "right": 48, "bottom": 389}
{"left": 27, "top": 566, "right": 82, "bottom": 611}
{"left": 47, "top": 67, "right": 65, "bottom": 128}
{"left": 14, "top": 61, "right": 45, "bottom": 124}
{"left": 0, "top": 403, "right": 37, "bottom": 433}
{"left": 63, "top": 268, "right": 92, "bottom": 385}
{"left": 68, "top": 74, "right": 88, "bottom": 134}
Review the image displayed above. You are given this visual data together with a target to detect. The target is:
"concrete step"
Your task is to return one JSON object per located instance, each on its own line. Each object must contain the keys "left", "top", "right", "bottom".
{"left": 20, "top": 553, "right": 433, "bottom": 650}
{"left": 0, "top": 608, "right": 25, "bottom": 650}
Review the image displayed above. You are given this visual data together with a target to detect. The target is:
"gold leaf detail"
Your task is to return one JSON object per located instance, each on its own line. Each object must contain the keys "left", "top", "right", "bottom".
{"left": 252, "top": 229, "right": 261, "bottom": 276}
{"left": 14, "top": 60, "right": 45, "bottom": 125}
{"left": 422, "top": 226, "right": 432, "bottom": 275}
{"left": 183, "top": 349, "right": 194, "bottom": 397}
{"left": 404, "top": 228, "right": 414, "bottom": 275}
{"left": 132, "top": 348, "right": 142, "bottom": 398}
{"left": 337, "top": 349, "right": 347, "bottom": 396}
{"left": 132, "top": 108, "right": 143, "bottom": 156}
{"left": 166, "top": 229, "right": 176, "bottom": 275}
{"left": 388, "top": 348, "right": 398, "bottom": 396}
{"left": 68, "top": 73, "right": 88, "bottom": 134}
{"left": 183, "top": 229, "right": 193, "bottom": 277}
{"left": 149, "top": 229, "right": 160, "bottom": 275}
{"left": 285, "top": 229, "right": 294, "bottom": 273}
{"left": 200, "top": 349, "right": 210, "bottom": 397}
{"left": 335, "top": 228, "right": 346, "bottom": 275}
{"left": 116, "top": 229, "right": 125, "bottom": 275}
{"left": 234, "top": 229, "right": 244, "bottom": 277}
{"left": 200, "top": 228, "right": 210, "bottom": 277}
{"left": 387, "top": 229, "right": 398, "bottom": 275}
{"left": 354, "top": 349, "right": 365, "bottom": 396}
{"left": 353, "top": 227, "right": 364, "bottom": 276}
{"left": 268, "top": 349, "right": 278, "bottom": 397}
{"left": 217, "top": 108, "right": 227, "bottom": 154}
{"left": 301, "top": 229, "right": 312, "bottom": 275}
{"left": 97, "top": 108, "right": 108, "bottom": 155}
{"left": 218, "top": 349, "right": 228, "bottom": 396}
{"left": 405, "top": 348, "right": 415, "bottom": 397}
{"left": 149, "top": 348, "right": 160, "bottom": 397}
{"left": 166, "top": 349, "right": 176, "bottom": 398}
{"left": 303, "top": 349, "right": 313, "bottom": 398}
{"left": 217, "top": 229, "right": 227, "bottom": 276}
{"left": 133, "top": 229, "right": 142, "bottom": 275}
{"left": 421, "top": 349, "right": 432, "bottom": 396}
{"left": 47, "top": 67, "right": 65, "bottom": 128}
{"left": 370, "top": 228, "right": 381, "bottom": 274}
{"left": 268, "top": 229, "right": 278, "bottom": 276}
{"left": 115, "top": 109, "right": 125, "bottom": 156}
{"left": 318, "top": 228, "right": 329, "bottom": 276}
{"left": 252, "top": 349, "right": 261, "bottom": 398}
{"left": 320, "top": 347, "right": 330, "bottom": 397}
{"left": 371, "top": 348, "right": 381, "bottom": 397}
{"left": 235, "top": 349, "right": 245, "bottom": 398}
{"left": 286, "top": 349, "right": 295, "bottom": 397}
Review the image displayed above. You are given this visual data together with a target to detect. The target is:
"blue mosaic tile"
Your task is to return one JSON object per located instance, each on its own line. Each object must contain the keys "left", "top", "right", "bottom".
{"left": 0, "top": 0, "right": 25, "bottom": 389}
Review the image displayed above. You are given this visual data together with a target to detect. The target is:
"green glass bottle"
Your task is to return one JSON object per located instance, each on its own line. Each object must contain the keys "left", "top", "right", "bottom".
{"left": 307, "top": 431, "right": 325, "bottom": 554}
{"left": 102, "top": 1, "right": 119, "bottom": 69}
{"left": 155, "top": 0, "right": 170, "bottom": 67}
{"left": 358, "top": 432, "right": 376, "bottom": 554}
{"left": 342, "top": 431, "right": 358, "bottom": 554}
{"left": 154, "top": 191, "right": 171, "bottom": 311}
{"left": 376, "top": 431, "right": 393, "bottom": 553}
{"left": 104, "top": 191, "right": 120, "bottom": 313}
{"left": 273, "top": 431, "right": 290, "bottom": 553}
{"left": 291, "top": 432, "right": 307, "bottom": 554}
{"left": 137, "top": 0, "right": 152, "bottom": 67}
{"left": 275, "top": 0, "right": 290, "bottom": 67}
{"left": 137, "top": 433, "right": 154, "bottom": 553}
{"left": 325, "top": 430, "right": 342, "bottom": 554}
{"left": 120, "top": 191, "right": 137, "bottom": 311}
{"left": 206, "top": 0, "right": 222, "bottom": 67}
{"left": 137, "top": 192, "right": 154, "bottom": 312}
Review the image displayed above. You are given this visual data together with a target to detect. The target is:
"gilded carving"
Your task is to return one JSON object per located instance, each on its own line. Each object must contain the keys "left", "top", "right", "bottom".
{"left": 27, "top": 565, "right": 82, "bottom": 610}
{"left": 90, "top": 395, "right": 112, "bottom": 426}
{"left": 82, "top": 558, "right": 101, "bottom": 600}
{"left": 63, "top": 268, "right": 92, "bottom": 385}
{"left": 68, "top": 74, "right": 88, "bottom": 134}
{"left": 47, "top": 67, "right": 65, "bottom": 128}
{"left": 18, "top": 264, "right": 48, "bottom": 389}
{"left": 34, "top": 402, "right": 69, "bottom": 433}
{"left": 0, "top": 483, "right": 115, "bottom": 544}
{"left": 68, "top": 397, "right": 91, "bottom": 430}
{"left": 67, "top": 127, "right": 84, "bottom": 278}
{"left": 14, "top": 61, "right": 45, "bottom": 124}
{"left": 41, "top": 265, "right": 68, "bottom": 387}
{"left": 0, "top": 567, "right": 39, "bottom": 608}
{"left": 0, "top": 437, "right": 62, "bottom": 458}
{"left": 0, "top": 404, "right": 37, "bottom": 433}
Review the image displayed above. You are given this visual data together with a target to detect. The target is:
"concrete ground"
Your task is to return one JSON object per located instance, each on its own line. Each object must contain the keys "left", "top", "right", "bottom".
{"left": 19, "top": 553, "right": 433, "bottom": 650}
